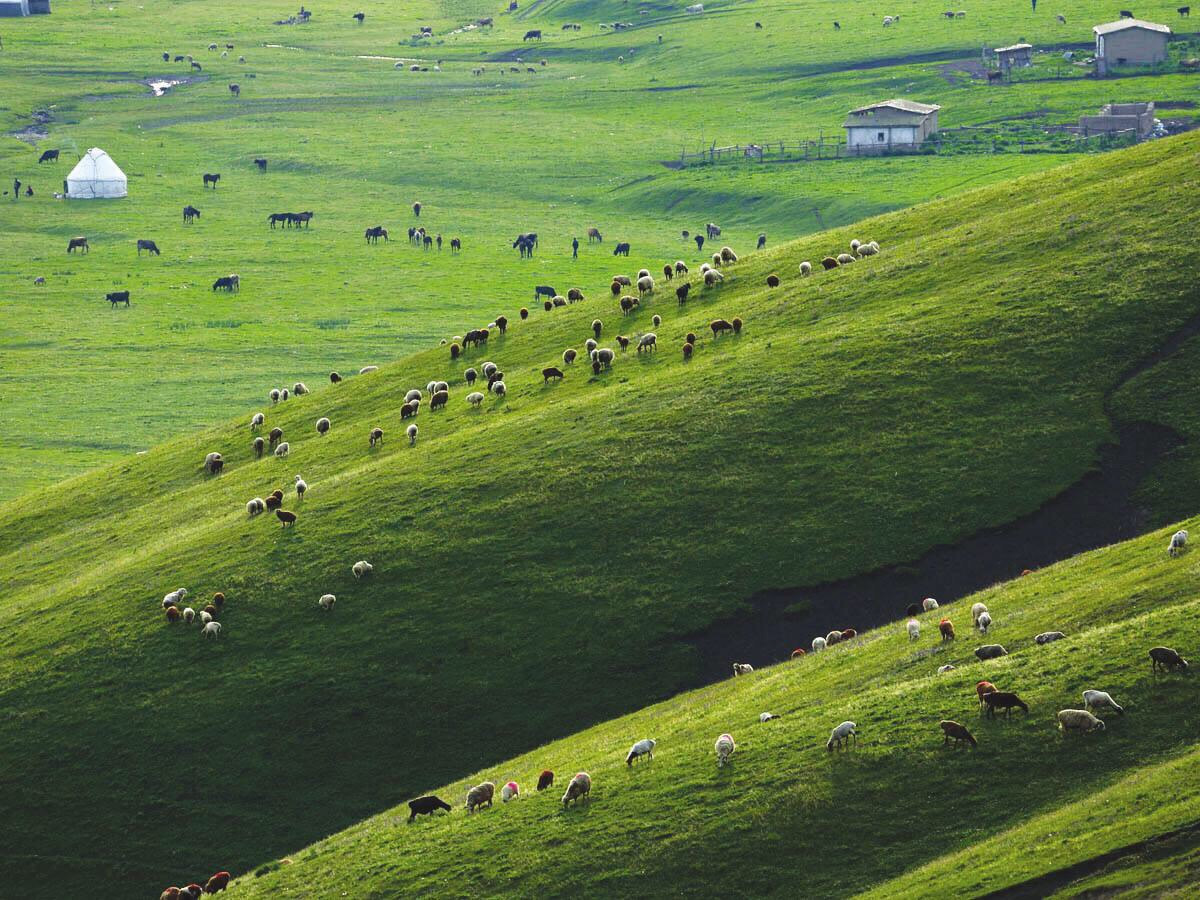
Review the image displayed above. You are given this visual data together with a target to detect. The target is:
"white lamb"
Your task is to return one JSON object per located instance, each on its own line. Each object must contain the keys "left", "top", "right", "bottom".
{"left": 1169, "top": 529, "right": 1188, "bottom": 557}
{"left": 799, "top": 261, "right": 812, "bottom": 276}
{"left": 977, "top": 612, "right": 992, "bottom": 633}
{"left": 294, "top": 475, "right": 307, "bottom": 500}
{"left": 202, "top": 621, "right": 222, "bottom": 639}
{"left": 826, "top": 721, "right": 857, "bottom": 751}
{"left": 182, "top": 607, "right": 195, "bottom": 625}
{"left": 407, "top": 424, "right": 418, "bottom": 446}
{"left": 274, "top": 442, "right": 290, "bottom": 458}
{"left": 1082, "top": 690, "right": 1124, "bottom": 715}
{"left": 200, "top": 611, "right": 213, "bottom": 625}
{"left": 971, "top": 602, "right": 989, "bottom": 625}
{"left": 626, "top": 738, "right": 656, "bottom": 765}
{"left": 922, "top": 597, "right": 939, "bottom": 612}
{"left": 906, "top": 618, "right": 920, "bottom": 640}
{"left": 162, "top": 588, "right": 188, "bottom": 608}
{"left": 250, "top": 412, "right": 264, "bottom": 430}
{"left": 352, "top": 560, "right": 374, "bottom": 579}
{"left": 714, "top": 733, "right": 735, "bottom": 767}
{"left": 467, "top": 391, "right": 485, "bottom": 406}
{"left": 812, "top": 636, "right": 827, "bottom": 652}
{"left": 319, "top": 593, "right": 336, "bottom": 610}
{"left": 732, "top": 663, "right": 754, "bottom": 676}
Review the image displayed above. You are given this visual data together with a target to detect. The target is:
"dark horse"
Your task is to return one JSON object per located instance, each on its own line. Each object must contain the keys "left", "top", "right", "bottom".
{"left": 203, "top": 173, "right": 220, "bottom": 189}
{"left": 613, "top": 242, "right": 631, "bottom": 256}
{"left": 268, "top": 213, "right": 290, "bottom": 229}
{"left": 365, "top": 226, "right": 389, "bottom": 244}
{"left": 67, "top": 237, "right": 89, "bottom": 254}
{"left": 183, "top": 205, "right": 201, "bottom": 223}
{"left": 137, "top": 239, "right": 161, "bottom": 256}
{"left": 38, "top": 149, "right": 60, "bottom": 163}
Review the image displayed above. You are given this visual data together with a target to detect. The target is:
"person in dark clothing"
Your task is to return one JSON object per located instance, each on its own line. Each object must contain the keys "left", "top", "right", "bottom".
{"left": 572, "top": 236, "right": 579, "bottom": 259}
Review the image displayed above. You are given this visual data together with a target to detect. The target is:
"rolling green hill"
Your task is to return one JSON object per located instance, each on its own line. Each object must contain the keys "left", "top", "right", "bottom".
{"left": 229, "top": 519, "right": 1200, "bottom": 898}
{"left": 0, "top": 131, "right": 1198, "bottom": 897}
{"left": 3, "top": 0, "right": 1198, "bottom": 498}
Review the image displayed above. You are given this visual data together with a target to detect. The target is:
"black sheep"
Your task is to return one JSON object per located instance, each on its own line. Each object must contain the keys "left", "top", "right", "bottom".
{"left": 408, "top": 795, "right": 452, "bottom": 822}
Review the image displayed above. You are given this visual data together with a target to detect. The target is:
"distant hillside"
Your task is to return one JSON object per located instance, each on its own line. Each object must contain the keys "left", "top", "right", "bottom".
{"left": 0, "top": 133, "right": 1197, "bottom": 897}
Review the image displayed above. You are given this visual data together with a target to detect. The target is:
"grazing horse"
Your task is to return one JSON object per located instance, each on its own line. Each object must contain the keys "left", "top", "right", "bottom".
{"left": 38, "top": 149, "right": 59, "bottom": 163}
{"left": 229, "top": 84, "right": 240, "bottom": 97}
{"left": 450, "top": 237, "right": 461, "bottom": 252}
{"left": 107, "top": 291, "right": 131, "bottom": 308}
{"left": 294, "top": 211, "right": 314, "bottom": 228}
{"left": 212, "top": 276, "right": 237, "bottom": 292}
{"left": 67, "top": 237, "right": 89, "bottom": 254}
{"left": 586, "top": 227, "right": 602, "bottom": 243}
{"left": 613, "top": 241, "right": 631, "bottom": 256}
{"left": 203, "top": 173, "right": 220, "bottom": 189}
{"left": 137, "top": 239, "right": 161, "bottom": 256}
{"left": 365, "top": 226, "right": 389, "bottom": 244}
{"left": 706, "top": 223, "right": 721, "bottom": 238}
{"left": 524, "top": 29, "right": 542, "bottom": 40}
{"left": 183, "top": 205, "right": 201, "bottom": 223}
{"left": 254, "top": 158, "right": 268, "bottom": 170}
{"left": 191, "top": 61, "right": 203, "bottom": 71}
{"left": 513, "top": 236, "right": 535, "bottom": 258}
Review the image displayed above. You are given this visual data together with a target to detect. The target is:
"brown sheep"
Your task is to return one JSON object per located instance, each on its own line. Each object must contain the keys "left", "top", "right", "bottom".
{"left": 611, "top": 281, "right": 623, "bottom": 297}
{"left": 450, "top": 342, "right": 461, "bottom": 360}
{"left": 253, "top": 437, "right": 265, "bottom": 458}
{"left": 265, "top": 494, "right": 283, "bottom": 512}
{"left": 676, "top": 283, "right": 691, "bottom": 305}
{"left": 203, "top": 604, "right": 218, "bottom": 618}
{"left": 663, "top": 264, "right": 674, "bottom": 280}
{"left": 939, "top": 619, "right": 955, "bottom": 641}
{"left": 563, "top": 348, "right": 577, "bottom": 365}
{"left": 616, "top": 336, "right": 630, "bottom": 352}
{"left": 652, "top": 314, "right": 661, "bottom": 327}
{"left": 613, "top": 275, "right": 632, "bottom": 286}
{"left": 401, "top": 401, "right": 418, "bottom": 420}
{"left": 682, "top": 342, "right": 693, "bottom": 360}
{"left": 276, "top": 509, "right": 297, "bottom": 527}
{"left": 620, "top": 296, "right": 638, "bottom": 315}
{"left": 536, "top": 769, "right": 554, "bottom": 791}
{"left": 542, "top": 366, "right": 564, "bottom": 382}
{"left": 711, "top": 319, "right": 734, "bottom": 338}
{"left": 685, "top": 332, "right": 697, "bottom": 344}
{"left": 520, "top": 307, "right": 529, "bottom": 320}
{"left": 431, "top": 390, "right": 449, "bottom": 410}
{"left": 940, "top": 720, "right": 977, "bottom": 748}
{"left": 1150, "top": 646, "right": 1189, "bottom": 672}
{"left": 166, "top": 606, "right": 182, "bottom": 623}
{"left": 567, "top": 288, "right": 584, "bottom": 302}
{"left": 268, "top": 427, "right": 284, "bottom": 448}
{"left": 213, "top": 592, "right": 225, "bottom": 608}
{"left": 821, "top": 256, "right": 839, "bottom": 270}
{"left": 732, "top": 317, "right": 743, "bottom": 333}
{"left": 592, "top": 319, "right": 603, "bottom": 339}
{"left": 545, "top": 300, "right": 554, "bottom": 311}
{"left": 496, "top": 315, "right": 508, "bottom": 333}
{"left": 553, "top": 296, "right": 567, "bottom": 308}
{"left": 369, "top": 427, "right": 384, "bottom": 447}
{"left": 983, "top": 691, "right": 1029, "bottom": 718}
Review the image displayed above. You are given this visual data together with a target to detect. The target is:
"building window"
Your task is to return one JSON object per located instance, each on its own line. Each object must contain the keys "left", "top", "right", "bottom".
{"left": 877, "top": 131, "right": 886, "bottom": 142}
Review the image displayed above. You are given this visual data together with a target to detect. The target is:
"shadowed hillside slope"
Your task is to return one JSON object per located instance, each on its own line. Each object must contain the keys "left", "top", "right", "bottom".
{"left": 0, "top": 133, "right": 1198, "bottom": 897}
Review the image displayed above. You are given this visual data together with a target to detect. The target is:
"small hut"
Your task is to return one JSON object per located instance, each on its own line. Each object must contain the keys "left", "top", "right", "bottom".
{"left": 995, "top": 43, "right": 1033, "bottom": 71}
{"left": 65, "top": 148, "right": 127, "bottom": 199}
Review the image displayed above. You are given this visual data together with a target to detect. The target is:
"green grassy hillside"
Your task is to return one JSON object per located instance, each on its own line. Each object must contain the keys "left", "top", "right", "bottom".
{"left": 228, "top": 519, "right": 1200, "bottom": 898}
{"left": 3, "top": 0, "right": 1198, "bottom": 497}
{"left": 0, "top": 132, "right": 1198, "bottom": 897}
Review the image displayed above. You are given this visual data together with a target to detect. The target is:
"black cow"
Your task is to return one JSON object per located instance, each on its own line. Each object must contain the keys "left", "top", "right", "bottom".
{"left": 137, "top": 239, "right": 161, "bottom": 256}
{"left": 38, "top": 149, "right": 60, "bottom": 163}
{"left": 524, "top": 29, "right": 542, "bottom": 40}
{"left": 107, "top": 291, "right": 131, "bottom": 307}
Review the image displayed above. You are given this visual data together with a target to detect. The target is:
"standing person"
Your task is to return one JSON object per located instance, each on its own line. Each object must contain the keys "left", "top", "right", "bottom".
{"left": 572, "top": 236, "right": 579, "bottom": 259}
{"left": 12, "top": 178, "right": 20, "bottom": 199}
{"left": 1031, "top": 0, "right": 1037, "bottom": 10}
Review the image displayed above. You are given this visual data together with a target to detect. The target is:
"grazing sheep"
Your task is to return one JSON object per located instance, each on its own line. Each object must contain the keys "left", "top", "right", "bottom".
{"left": 202, "top": 621, "right": 222, "bottom": 639}
{"left": 520, "top": 307, "right": 530, "bottom": 320}
{"left": 401, "top": 401, "right": 418, "bottom": 420}
{"left": 431, "top": 390, "right": 449, "bottom": 410}
{"left": 682, "top": 342, "right": 693, "bottom": 360}
{"left": 276, "top": 509, "right": 297, "bottom": 527}
{"left": 841, "top": 628, "right": 857, "bottom": 640}
{"left": 269, "top": 427, "right": 284, "bottom": 448}
{"left": 360, "top": 366, "right": 379, "bottom": 375}
{"left": 637, "top": 276, "right": 655, "bottom": 298}
{"left": 975, "top": 644, "right": 1007, "bottom": 661}
{"left": 407, "top": 424, "right": 419, "bottom": 446}
{"left": 907, "top": 603, "right": 921, "bottom": 618}
{"left": 1082, "top": 690, "right": 1124, "bottom": 715}
{"left": 704, "top": 269, "right": 723, "bottom": 286}
{"left": 265, "top": 494, "right": 283, "bottom": 512}
{"left": 212, "top": 592, "right": 224, "bottom": 609}
{"left": 1150, "top": 646, "right": 1189, "bottom": 673}
{"left": 637, "top": 333, "right": 657, "bottom": 353}
{"left": 720, "top": 247, "right": 737, "bottom": 264}
{"left": 826, "top": 630, "right": 842, "bottom": 646}
{"left": 162, "top": 588, "right": 188, "bottom": 608}
{"left": 652, "top": 314, "right": 662, "bottom": 327}
{"left": 1058, "top": 709, "right": 1105, "bottom": 733}
{"left": 274, "top": 442, "right": 290, "bottom": 458}
{"left": 592, "top": 319, "right": 603, "bottom": 339}
{"left": 983, "top": 691, "right": 1028, "bottom": 717}
{"left": 626, "top": 738, "right": 656, "bottom": 765}
{"left": 732, "top": 663, "right": 754, "bottom": 676}
{"left": 294, "top": 475, "right": 307, "bottom": 500}
{"left": 501, "top": 781, "right": 520, "bottom": 802}
{"left": 715, "top": 733, "right": 735, "bottom": 768}
{"left": 203, "top": 604, "right": 218, "bottom": 618}
{"left": 293, "top": 382, "right": 309, "bottom": 395}
{"left": 938, "top": 664, "right": 956, "bottom": 673}
{"left": 491, "top": 381, "right": 507, "bottom": 397}
{"left": 850, "top": 239, "right": 861, "bottom": 253}
{"left": 940, "top": 720, "right": 977, "bottom": 748}
{"left": 977, "top": 612, "right": 992, "bottom": 633}
{"left": 971, "top": 602, "right": 989, "bottom": 625}
{"left": 711, "top": 319, "right": 734, "bottom": 338}
{"left": 1035, "top": 631, "right": 1065, "bottom": 645}
{"left": 166, "top": 606, "right": 182, "bottom": 623}
{"left": 836, "top": 253, "right": 855, "bottom": 265}
{"left": 976, "top": 680, "right": 997, "bottom": 708}
{"left": 251, "top": 413, "right": 264, "bottom": 430}
{"left": 407, "top": 796, "right": 451, "bottom": 822}
{"left": 467, "top": 391, "right": 485, "bottom": 407}
{"left": 537, "top": 770, "right": 554, "bottom": 791}
{"left": 812, "top": 636, "right": 827, "bottom": 652}
{"left": 791, "top": 649, "right": 807, "bottom": 660}
{"left": 568, "top": 288, "right": 584, "bottom": 302}
{"left": 352, "top": 560, "right": 374, "bottom": 579}
{"left": 253, "top": 437, "right": 265, "bottom": 458}
{"left": 562, "top": 772, "right": 591, "bottom": 806}
{"left": 466, "top": 781, "right": 495, "bottom": 813}
{"left": 319, "top": 593, "right": 336, "bottom": 610}
{"left": 270, "top": 389, "right": 280, "bottom": 404}
{"left": 858, "top": 243, "right": 879, "bottom": 257}
{"left": 939, "top": 619, "right": 955, "bottom": 641}
{"left": 247, "top": 497, "right": 265, "bottom": 515}
{"left": 203, "top": 873, "right": 231, "bottom": 894}
{"left": 906, "top": 618, "right": 920, "bottom": 640}
{"left": 200, "top": 610, "right": 213, "bottom": 625}
{"left": 800, "top": 261, "right": 812, "bottom": 276}
{"left": 405, "top": 389, "right": 423, "bottom": 404}
{"left": 543, "top": 366, "right": 565, "bottom": 383}
{"left": 562, "top": 349, "right": 578, "bottom": 366}
{"left": 330, "top": 372, "right": 342, "bottom": 384}
{"left": 676, "top": 283, "right": 691, "bottom": 305}
{"left": 369, "top": 427, "right": 384, "bottom": 448}
{"left": 204, "top": 452, "right": 223, "bottom": 474}
{"left": 1169, "top": 529, "right": 1188, "bottom": 556}
{"left": 923, "top": 597, "right": 939, "bottom": 612}
{"left": 281, "top": 388, "right": 289, "bottom": 402}
{"left": 760, "top": 712, "right": 779, "bottom": 722}
{"left": 183, "top": 607, "right": 196, "bottom": 625}
{"left": 766, "top": 274, "right": 780, "bottom": 287}
{"left": 315, "top": 417, "right": 331, "bottom": 436}
{"left": 675, "top": 261, "right": 689, "bottom": 274}
{"left": 826, "top": 721, "right": 857, "bottom": 751}
{"left": 712, "top": 253, "right": 723, "bottom": 268}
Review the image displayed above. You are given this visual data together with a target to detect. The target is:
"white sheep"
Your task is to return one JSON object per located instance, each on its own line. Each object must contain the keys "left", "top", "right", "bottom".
{"left": 162, "top": 588, "right": 188, "bottom": 608}
{"left": 759, "top": 713, "right": 779, "bottom": 722}
{"left": 270, "top": 389, "right": 280, "bottom": 404}
{"left": 732, "top": 663, "right": 754, "bottom": 676}
{"left": 971, "top": 602, "right": 989, "bottom": 625}
{"left": 1169, "top": 529, "right": 1188, "bottom": 557}
{"left": 637, "top": 332, "right": 657, "bottom": 352}
{"left": 293, "top": 382, "right": 309, "bottom": 395}
{"left": 200, "top": 610, "right": 213, "bottom": 625}
{"left": 501, "top": 782, "right": 519, "bottom": 802}
{"left": 1082, "top": 690, "right": 1124, "bottom": 715}
{"left": 405, "top": 389, "right": 422, "bottom": 404}
{"left": 637, "top": 275, "right": 655, "bottom": 295}
{"left": 711, "top": 253, "right": 722, "bottom": 268}
{"left": 922, "top": 597, "right": 939, "bottom": 612}
{"left": 274, "top": 442, "right": 290, "bottom": 458}
{"left": 1057, "top": 709, "right": 1105, "bottom": 733}
{"left": 319, "top": 593, "right": 336, "bottom": 610}
{"left": 826, "top": 721, "right": 857, "bottom": 751}
{"left": 202, "top": 620, "right": 222, "bottom": 639}
{"left": 247, "top": 498, "right": 265, "bottom": 516}
{"left": 938, "top": 664, "right": 956, "bottom": 674}
{"left": 491, "top": 381, "right": 506, "bottom": 397}
{"left": 906, "top": 618, "right": 920, "bottom": 640}
{"left": 182, "top": 607, "right": 195, "bottom": 625}
{"left": 467, "top": 391, "right": 484, "bottom": 406}
{"left": 799, "top": 261, "right": 812, "bottom": 276}
{"left": 250, "top": 412, "right": 264, "bottom": 430}
{"left": 714, "top": 733, "right": 735, "bottom": 768}
{"left": 481, "top": 362, "right": 497, "bottom": 378}
{"left": 704, "top": 269, "right": 723, "bottom": 286}
{"left": 294, "top": 475, "right": 308, "bottom": 500}
{"left": 315, "top": 417, "right": 331, "bottom": 436}
{"left": 407, "top": 424, "right": 418, "bottom": 446}
{"left": 858, "top": 243, "right": 879, "bottom": 257}
{"left": 977, "top": 611, "right": 992, "bottom": 633}
{"left": 626, "top": 738, "right": 656, "bottom": 765}
{"left": 812, "top": 636, "right": 827, "bottom": 652}
{"left": 352, "top": 560, "right": 373, "bottom": 579}
{"left": 359, "top": 366, "right": 379, "bottom": 374}
{"left": 1035, "top": 631, "right": 1064, "bottom": 645}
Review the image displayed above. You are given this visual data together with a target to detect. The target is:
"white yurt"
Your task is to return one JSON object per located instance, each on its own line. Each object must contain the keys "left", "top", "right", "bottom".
{"left": 65, "top": 148, "right": 127, "bottom": 199}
